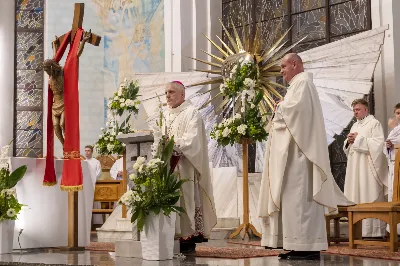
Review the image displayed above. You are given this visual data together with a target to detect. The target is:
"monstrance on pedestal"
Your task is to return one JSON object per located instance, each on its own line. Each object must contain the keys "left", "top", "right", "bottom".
{"left": 189, "top": 17, "right": 305, "bottom": 239}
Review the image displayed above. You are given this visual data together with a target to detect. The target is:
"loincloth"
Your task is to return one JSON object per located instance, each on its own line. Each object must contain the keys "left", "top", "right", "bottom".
{"left": 52, "top": 101, "right": 64, "bottom": 117}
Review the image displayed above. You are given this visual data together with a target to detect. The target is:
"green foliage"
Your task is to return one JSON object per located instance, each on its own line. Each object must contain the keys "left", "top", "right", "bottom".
{"left": 211, "top": 91, "right": 268, "bottom": 146}
{"left": 0, "top": 158, "right": 26, "bottom": 221}
{"left": 119, "top": 136, "right": 188, "bottom": 232}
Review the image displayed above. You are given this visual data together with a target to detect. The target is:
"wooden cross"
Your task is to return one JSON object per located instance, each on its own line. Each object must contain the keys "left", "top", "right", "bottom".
{"left": 54, "top": 3, "right": 101, "bottom": 252}
{"left": 52, "top": 3, "right": 101, "bottom": 53}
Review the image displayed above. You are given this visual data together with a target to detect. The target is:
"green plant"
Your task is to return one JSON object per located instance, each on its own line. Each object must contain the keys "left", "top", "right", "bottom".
{"left": 210, "top": 91, "right": 269, "bottom": 146}
{"left": 0, "top": 144, "right": 27, "bottom": 221}
{"left": 119, "top": 136, "right": 187, "bottom": 231}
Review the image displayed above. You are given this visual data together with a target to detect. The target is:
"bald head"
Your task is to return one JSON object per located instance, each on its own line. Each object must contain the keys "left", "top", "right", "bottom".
{"left": 165, "top": 81, "right": 185, "bottom": 108}
{"left": 280, "top": 53, "right": 304, "bottom": 82}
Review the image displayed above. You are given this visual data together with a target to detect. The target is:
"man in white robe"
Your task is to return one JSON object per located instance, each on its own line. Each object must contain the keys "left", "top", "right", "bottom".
{"left": 344, "top": 99, "right": 388, "bottom": 238}
{"left": 257, "top": 53, "right": 353, "bottom": 260}
{"left": 85, "top": 145, "right": 101, "bottom": 185}
{"left": 162, "top": 81, "right": 217, "bottom": 253}
{"left": 110, "top": 157, "right": 123, "bottom": 180}
{"left": 85, "top": 145, "right": 102, "bottom": 225}
{"left": 384, "top": 104, "right": 400, "bottom": 234}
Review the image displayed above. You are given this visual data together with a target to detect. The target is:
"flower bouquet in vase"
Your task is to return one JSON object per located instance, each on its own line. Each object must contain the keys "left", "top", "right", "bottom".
{"left": 119, "top": 134, "right": 187, "bottom": 260}
{"left": 0, "top": 144, "right": 27, "bottom": 254}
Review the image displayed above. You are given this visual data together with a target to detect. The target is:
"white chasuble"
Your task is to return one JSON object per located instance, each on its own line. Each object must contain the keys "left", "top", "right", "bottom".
{"left": 165, "top": 101, "right": 217, "bottom": 238}
{"left": 344, "top": 115, "right": 388, "bottom": 237}
{"left": 257, "top": 72, "right": 353, "bottom": 251}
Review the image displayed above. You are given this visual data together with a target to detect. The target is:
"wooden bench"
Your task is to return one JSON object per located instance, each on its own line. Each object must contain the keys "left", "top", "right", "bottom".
{"left": 325, "top": 206, "right": 349, "bottom": 245}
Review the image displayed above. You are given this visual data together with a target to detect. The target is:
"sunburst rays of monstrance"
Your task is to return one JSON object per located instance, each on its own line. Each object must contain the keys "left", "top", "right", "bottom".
{"left": 189, "top": 18, "right": 306, "bottom": 240}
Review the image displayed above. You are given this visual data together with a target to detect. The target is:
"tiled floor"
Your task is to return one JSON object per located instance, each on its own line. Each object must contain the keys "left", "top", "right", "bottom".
{"left": 1, "top": 240, "right": 400, "bottom": 266}
{"left": 0, "top": 250, "right": 399, "bottom": 266}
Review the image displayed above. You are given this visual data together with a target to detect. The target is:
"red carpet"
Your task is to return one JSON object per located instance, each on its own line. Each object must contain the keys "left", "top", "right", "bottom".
{"left": 228, "top": 241, "right": 400, "bottom": 261}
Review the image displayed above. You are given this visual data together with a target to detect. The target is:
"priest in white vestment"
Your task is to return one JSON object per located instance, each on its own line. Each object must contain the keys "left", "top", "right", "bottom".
{"left": 257, "top": 53, "right": 353, "bottom": 260}
{"left": 161, "top": 81, "right": 217, "bottom": 253}
{"left": 384, "top": 103, "right": 400, "bottom": 233}
{"left": 110, "top": 157, "right": 123, "bottom": 180}
{"left": 344, "top": 99, "right": 388, "bottom": 238}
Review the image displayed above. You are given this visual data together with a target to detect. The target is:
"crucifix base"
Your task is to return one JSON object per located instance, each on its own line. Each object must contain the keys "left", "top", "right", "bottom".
{"left": 58, "top": 191, "right": 85, "bottom": 251}
{"left": 229, "top": 223, "right": 261, "bottom": 240}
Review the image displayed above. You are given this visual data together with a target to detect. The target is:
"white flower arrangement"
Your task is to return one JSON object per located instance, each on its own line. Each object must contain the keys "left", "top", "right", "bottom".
{"left": 94, "top": 116, "right": 135, "bottom": 155}
{"left": 109, "top": 79, "right": 141, "bottom": 116}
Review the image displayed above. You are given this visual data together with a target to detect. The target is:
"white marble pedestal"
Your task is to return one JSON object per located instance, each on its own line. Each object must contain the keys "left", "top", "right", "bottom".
{"left": 115, "top": 240, "right": 180, "bottom": 258}
{"left": 97, "top": 206, "right": 134, "bottom": 242}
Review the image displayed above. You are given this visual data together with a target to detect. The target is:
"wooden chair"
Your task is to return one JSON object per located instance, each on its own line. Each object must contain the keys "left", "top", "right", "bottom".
{"left": 91, "top": 155, "right": 117, "bottom": 229}
{"left": 95, "top": 155, "right": 116, "bottom": 180}
{"left": 325, "top": 206, "right": 349, "bottom": 245}
{"left": 348, "top": 145, "right": 400, "bottom": 252}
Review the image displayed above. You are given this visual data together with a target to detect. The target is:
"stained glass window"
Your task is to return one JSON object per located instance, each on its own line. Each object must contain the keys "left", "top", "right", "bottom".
{"left": 14, "top": 0, "right": 45, "bottom": 157}
{"left": 222, "top": 0, "right": 372, "bottom": 181}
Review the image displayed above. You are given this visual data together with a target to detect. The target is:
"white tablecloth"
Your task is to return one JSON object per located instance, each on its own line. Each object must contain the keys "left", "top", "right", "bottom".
{"left": 10, "top": 158, "right": 95, "bottom": 249}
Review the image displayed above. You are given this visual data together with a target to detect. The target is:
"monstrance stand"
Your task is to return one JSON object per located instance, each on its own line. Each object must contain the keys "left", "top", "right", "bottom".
{"left": 229, "top": 138, "right": 261, "bottom": 239}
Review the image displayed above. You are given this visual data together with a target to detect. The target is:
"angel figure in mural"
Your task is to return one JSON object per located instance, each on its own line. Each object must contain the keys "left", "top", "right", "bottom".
{"left": 42, "top": 30, "right": 92, "bottom": 145}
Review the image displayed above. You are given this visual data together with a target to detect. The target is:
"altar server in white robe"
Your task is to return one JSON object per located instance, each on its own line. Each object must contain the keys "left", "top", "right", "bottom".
{"left": 110, "top": 157, "right": 123, "bottom": 180}
{"left": 257, "top": 53, "right": 353, "bottom": 260}
{"left": 163, "top": 81, "right": 217, "bottom": 253}
{"left": 84, "top": 145, "right": 101, "bottom": 185}
{"left": 384, "top": 103, "right": 400, "bottom": 233}
{"left": 85, "top": 145, "right": 102, "bottom": 225}
{"left": 344, "top": 99, "right": 388, "bottom": 238}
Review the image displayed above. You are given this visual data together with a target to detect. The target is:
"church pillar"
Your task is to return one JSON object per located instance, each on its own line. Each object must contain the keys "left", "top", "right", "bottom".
{"left": 0, "top": 0, "right": 15, "bottom": 148}
{"left": 372, "top": 0, "right": 400, "bottom": 134}
{"left": 164, "top": 0, "right": 222, "bottom": 72}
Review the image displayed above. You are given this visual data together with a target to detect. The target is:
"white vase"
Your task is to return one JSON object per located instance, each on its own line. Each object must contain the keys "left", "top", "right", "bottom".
{"left": 0, "top": 220, "right": 15, "bottom": 254}
{"left": 140, "top": 212, "right": 176, "bottom": 261}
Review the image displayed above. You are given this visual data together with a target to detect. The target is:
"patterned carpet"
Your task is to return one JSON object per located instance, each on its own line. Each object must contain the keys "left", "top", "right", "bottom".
{"left": 228, "top": 241, "right": 400, "bottom": 261}
{"left": 86, "top": 242, "right": 280, "bottom": 258}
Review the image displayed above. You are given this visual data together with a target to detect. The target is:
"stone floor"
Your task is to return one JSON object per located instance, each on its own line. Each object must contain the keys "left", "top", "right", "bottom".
{"left": 0, "top": 249, "right": 398, "bottom": 266}
{"left": 0, "top": 236, "right": 398, "bottom": 265}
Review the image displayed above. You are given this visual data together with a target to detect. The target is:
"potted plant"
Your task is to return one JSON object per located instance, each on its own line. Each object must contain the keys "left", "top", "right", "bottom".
{"left": 0, "top": 144, "right": 27, "bottom": 254}
{"left": 119, "top": 133, "right": 187, "bottom": 260}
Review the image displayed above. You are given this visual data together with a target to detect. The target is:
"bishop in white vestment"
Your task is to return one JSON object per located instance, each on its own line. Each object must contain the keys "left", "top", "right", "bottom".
{"left": 344, "top": 99, "right": 388, "bottom": 238}
{"left": 257, "top": 54, "right": 353, "bottom": 260}
{"left": 163, "top": 81, "right": 217, "bottom": 253}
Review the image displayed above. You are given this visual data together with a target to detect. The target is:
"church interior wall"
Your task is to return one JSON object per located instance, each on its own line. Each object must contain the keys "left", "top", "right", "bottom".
{"left": 0, "top": 0, "right": 15, "bottom": 148}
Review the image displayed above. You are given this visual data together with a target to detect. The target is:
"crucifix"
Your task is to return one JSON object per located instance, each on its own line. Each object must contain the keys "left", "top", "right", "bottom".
{"left": 52, "top": 3, "right": 101, "bottom": 52}
{"left": 50, "top": 3, "right": 101, "bottom": 251}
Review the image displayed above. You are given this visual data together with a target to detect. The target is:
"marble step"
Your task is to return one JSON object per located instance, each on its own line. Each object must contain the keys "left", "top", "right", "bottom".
{"left": 97, "top": 228, "right": 134, "bottom": 243}
{"left": 115, "top": 239, "right": 180, "bottom": 258}
{"left": 215, "top": 217, "right": 240, "bottom": 228}
{"left": 210, "top": 227, "right": 237, "bottom": 240}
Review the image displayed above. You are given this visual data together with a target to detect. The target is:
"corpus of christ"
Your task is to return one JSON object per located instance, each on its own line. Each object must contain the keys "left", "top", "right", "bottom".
{"left": 1, "top": 0, "right": 400, "bottom": 265}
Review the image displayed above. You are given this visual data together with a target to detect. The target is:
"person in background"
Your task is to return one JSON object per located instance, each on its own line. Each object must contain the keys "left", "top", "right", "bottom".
{"left": 344, "top": 99, "right": 388, "bottom": 239}
{"left": 384, "top": 103, "right": 400, "bottom": 236}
